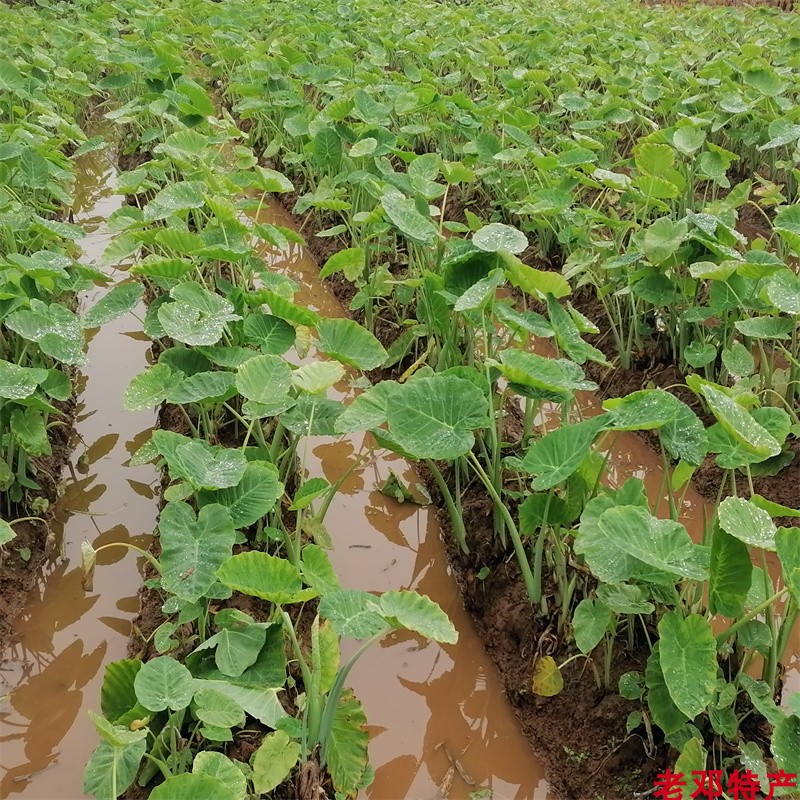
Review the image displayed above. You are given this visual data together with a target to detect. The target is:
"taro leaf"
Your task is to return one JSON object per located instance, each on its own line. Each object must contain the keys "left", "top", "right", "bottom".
{"left": 385, "top": 375, "right": 489, "bottom": 460}
{"left": 149, "top": 773, "right": 238, "bottom": 800}
{"left": 6, "top": 301, "right": 86, "bottom": 366}
{"left": 658, "top": 612, "right": 717, "bottom": 719}
{"left": 158, "top": 283, "right": 240, "bottom": 346}
{"left": 290, "top": 478, "right": 330, "bottom": 511}
{"left": 722, "top": 342, "right": 755, "bottom": 377}
{"left": 83, "top": 737, "right": 147, "bottom": 800}
{"left": 292, "top": 361, "right": 344, "bottom": 394}
{"left": 645, "top": 644, "right": 688, "bottom": 735}
{"left": 193, "top": 679, "right": 286, "bottom": 726}
{"left": 774, "top": 205, "right": 800, "bottom": 255}
{"left": 377, "top": 590, "right": 458, "bottom": 643}
{"left": 282, "top": 395, "right": 342, "bottom": 436}
{"left": 572, "top": 598, "right": 613, "bottom": 654}
{"left": 123, "top": 364, "right": 182, "bottom": 411}
{"left": 776, "top": 527, "right": 800, "bottom": 603}
{"left": 235, "top": 355, "right": 293, "bottom": 404}
{"left": 697, "top": 384, "right": 781, "bottom": 459}
{"left": 242, "top": 314, "right": 295, "bottom": 355}
{"left": 192, "top": 752, "right": 247, "bottom": 800}
{"left": 739, "top": 674, "right": 785, "bottom": 727}
{"left": 197, "top": 463, "right": 283, "bottom": 529}
{"left": 453, "top": 269, "right": 505, "bottom": 312}
{"left": 316, "top": 620, "right": 340, "bottom": 695}
{"left": 734, "top": 316, "right": 794, "bottom": 340}
{"left": 643, "top": 218, "right": 688, "bottom": 266}
{"left": 717, "top": 497, "right": 777, "bottom": 551}
{"left": 675, "top": 738, "right": 707, "bottom": 790}
{"left": 766, "top": 270, "right": 800, "bottom": 316}
{"left": 134, "top": 656, "right": 195, "bottom": 712}
{"left": 159, "top": 501, "right": 236, "bottom": 602}
{"left": 83, "top": 283, "right": 144, "bottom": 328}
{"left": 165, "top": 372, "right": 235, "bottom": 405}
{"left": 380, "top": 190, "right": 438, "bottom": 245}
{"left": 684, "top": 341, "right": 716, "bottom": 369}
{"left": 772, "top": 715, "right": 800, "bottom": 775}
{"left": 0, "top": 521, "right": 16, "bottom": 548}
{"left": 499, "top": 255, "right": 570, "bottom": 298}
{"left": 193, "top": 688, "right": 246, "bottom": 728}
{"left": 547, "top": 295, "right": 610, "bottom": 367}
{"left": 492, "top": 348, "right": 594, "bottom": 403}
{"left": 143, "top": 181, "right": 206, "bottom": 223}
{"left": 532, "top": 655, "right": 563, "bottom": 697}
{"left": 251, "top": 730, "right": 301, "bottom": 794}
{"left": 334, "top": 381, "right": 394, "bottom": 433}
{"left": 521, "top": 415, "right": 608, "bottom": 490}
{"left": 709, "top": 523, "right": 752, "bottom": 618}
{"left": 327, "top": 691, "right": 370, "bottom": 796}
{"left": 319, "top": 589, "right": 387, "bottom": 639}
{"left": 216, "top": 551, "right": 316, "bottom": 605}
{"left": 596, "top": 583, "right": 654, "bottom": 615}
{"left": 194, "top": 625, "right": 267, "bottom": 678}
{"left": 472, "top": 223, "right": 528, "bottom": 254}
{"left": 300, "top": 544, "right": 341, "bottom": 595}
{"left": 319, "top": 248, "right": 365, "bottom": 282}
{"left": 101, "top": 659, "right": 142, "bottom": 722}
{"left": 11, "top": 407, "right": 51, "bottom": 455}
{"left": 0, "top": 360, "right": 48, "bottom": 399}
{"left": 174, "top": 442, "right": 247, "bottom": 490}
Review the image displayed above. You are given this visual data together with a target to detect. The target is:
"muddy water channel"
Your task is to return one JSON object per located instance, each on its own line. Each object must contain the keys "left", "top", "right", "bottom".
{"left": 0, "top": 148, "right": 159, "bottom": 799}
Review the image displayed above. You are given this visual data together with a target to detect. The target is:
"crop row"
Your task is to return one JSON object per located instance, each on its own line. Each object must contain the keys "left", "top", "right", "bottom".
{"left": 1, "top": 0, "right": 799, "bottom": 797}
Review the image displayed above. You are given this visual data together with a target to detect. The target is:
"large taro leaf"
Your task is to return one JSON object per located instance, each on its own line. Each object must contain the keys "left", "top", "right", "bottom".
{"left": 657, "top": 612, "right": 718, "bottom": 719}
{"left": 192, "top": 679, "right": 286, "bottom": 726}
{"left": 216, "top": 551, "right": 316, "bottom": 605}
{"left": 772, "top": 715, "right": 800, "bottom": 775}
{"left": 472, "top": 222, "right": 528, "bottom": 254}
{"left": 766, "top": 269, "right": 800, "bottom": 316}
{"left": 491, "top": 348, "right": 594, "bottom": 403}
{"left": 501, "top": 252, "right": 571, "bottom": 299}
{"left": 143, "top": 181, "right": 206, "bottom": 223}
{"left": 377, "top": 590, "right": 458, "bottom": 644}
{"left": 165, "top": 371, "right": 235, "bottom": 405}
{"left": 158, "top": 282, "right": 240, "bottom": 346}
{"left": 0, "top": 360, "right": 48, "bottom": 400}
{"left": 693, "top": 382, "right": 781, "bottom": 460}
{"left": 149, "top": 773, "right": 238, "bottom": 800}
{"left": 159, "top": 501, "right": 236, "bottom": 603}
{"left": 291, "top": 361, "right": 344, "bottom": 394}
{"left": 123, "top": 364, "right": 183, "bottom": 411}
{"left": 173, "top": 441, "right": 247, "bottom": 490}
{"left": 380, "top": 190, "right": 438, "bottom": 245}
{"left": 717, "top": 496, "right": 778, "bottom": 551}
{"left": 315, "top": 318, "right": 387, "bottom": 371}
{"left": 605, "top": 389, "right": 707, "bottom": 465}
{"left": 709, "top": 522, "right": 752, "bottom": 618}
{"left": 645, "top": 643, "right": 688, "bottom": 735}
{"left": 708, "top": 406, "right": 791, "bottom": 470}
{"left": 319, "top": 589, "right": 388, "bottom": 639}
{"left": 192, "top": 624, "right": 267, "bottom": 678}
{"left": 776, "top": 527, "right": 800, "bottom": 603}
{"left": 6, "top": 300, "right": 86, "bottom": 365}
{"left": 333, "top": 381, "right": 394, "bottom": 434}
{"left": 134, "top": 656, "right": 195, "bottom": 713}
{"left": 83, "top": 283, "right": 144, "bottom": 328}
{"left": 100, "top": 659, "right": 142, "bottom": 722}
{"left": 235, "top": 354, "right": 293, "bottom": 404}
{"left": 326, "top": 690, "right": 370, "bottom": 797}
{"left": 576, "top": 504, "right": 708, "bottom": 584}
{"left": 197, "top": 462, "right": 283, "bottom": 528}
{"left": 282, "top": 394, "right": 343, "bottom": 436}
{"left": 521, "top": 415, "right": 609, "bottom": 490}
{"left": 192, "top": 752, "right": 247, "bottom": 800}
{"left": 251, "top": 731, "right": 301, "bottom": 795}
{"left": 83, "top": 737, "right": 147, "bottom": 800}
{"left": 385, "top": 375, "right": 489, "bottom": 460}
{"left": 242, "top": 313, "right": 295, "bottom": 355}
{"left": 11, "top": 406, "right": 51, "bottom": 455}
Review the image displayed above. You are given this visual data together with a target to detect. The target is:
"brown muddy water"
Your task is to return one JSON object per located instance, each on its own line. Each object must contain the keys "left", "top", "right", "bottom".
{"left": 0, "top": 147, "right": 159, "bottom": 799}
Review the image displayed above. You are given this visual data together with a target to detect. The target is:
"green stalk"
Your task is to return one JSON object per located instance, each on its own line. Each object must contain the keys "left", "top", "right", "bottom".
{"left": 425, "top": 458, "right": 468, "bottom": 553}
{"left": 716, "top": 588, "right": 787, "bottom": 646}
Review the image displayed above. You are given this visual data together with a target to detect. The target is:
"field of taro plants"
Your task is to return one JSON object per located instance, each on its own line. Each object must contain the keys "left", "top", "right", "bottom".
{"left": 1, "top": 0, "right": 800, "bottom": 797}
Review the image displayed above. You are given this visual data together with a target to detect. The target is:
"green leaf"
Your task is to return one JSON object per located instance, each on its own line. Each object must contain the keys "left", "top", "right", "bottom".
{"left": 292, "top": 361, "right": 344, "bottom": 394}
{"left": 83, "top": 738, "right": 147, "bottom": 800}
{"left": 150, "top": 773, "right": 238, "bottom": 800}
{"left": 721, "top": 342, "right": 755, "bottom": 377}
{"left": 385, "top": 375, "right": 489, "bottom": 460}
{"left": 0, "top": 520, "right": 16, "bottom": 548}
{"left": 675, "top": 738, "right": 707, "bottom": 797}
{"left": 235, "top": 355, "right": 293, "bottom": 404}
{"left": 159, "top": 501, "right": 236, "bottom": 603}
{"left": 734, "top": 316, "right": 794, "bottom": 340}
{"left": 658, "top": 612, "right": 718, "bottom": 719}
{"left": 192, "top": 687, "right": 246, "bottom": 727}
{"left": 645, "top": 643, "right": 688, "bottom": 735}
{"left": 101, "top": 660, "right": 142, "bottom": 722}
{"left": 134, "top": 656, "right": 195, "bottom": 712}
{"left": 0, "top": 360, "right": 47, "bottom": 399}
{"left": 216, "top": 552, "right": 315, "bottom": 605}
{"left": 521, "top": 415, "right": 608, "bottom": 489}
{"left": 194, "top": 625, "right": 267, "bottom": 678}
{"left": 243, "top": 314, "right": 295, "bottom": 355}
{"left": 772, "top": 716, "right": 800, "bottom": 775}
{"left": 319, "top": 589, "right": 387, "bottom": 639}
{"left": 165, "top": 372, "right": 235, "bottom": 405}
{"left": 326, "top": 691, "right": 370, "bottom": 796}
{"left": 380, "top": 190, "right": 438, "bottom": 245}
{"left": 316, "top": 318, "right": 387, "bottom": 370}
{"left": 83, "top": 283, "right": 144, "bottom": 328}
{"left": 290, "top": 478, "right": 331, "bottom": 511}
{"left": 143, "top": 181, "right": 206, "bottom": 223}
{"left": 766, "top": 270, "right": 800, "bottom": 316}
{"left": 644, "top": 218, "right": 688, "bottom": 265}
{"left": 174, "top": 442, "right": 247, "bottom": 490}
{"left": 472, "top": 223, "right": 527, "bottom": 254}
{"left": 251, "top": 730, "right": 301, "bottom": 794}
{"left": 776, "top": 527, "right": 800, "bottom": 603}
{"left": 718, "top": 496, "right": 778, "bottom": 551}
{"left": 493, "top": 348, "right": 593, "bottom": 403}
{"left": 319, "top": 247, "right": 365, "bottom": 282}
{"left": 500, "top": 252, "right": 571, "bottom": 298}
{"left": 378, "top": 590, "right": 458, "bottom": 644}
{"left": 197, "top": 463, "right": 283, "bottom": 529}
{"left": 596, "top": 583, "right": 654, "bottom": 615}
{"left": 300, "top": 544, "right": 341, "bottom": 594}
{"left": 123, "top": 364, "right": 182, "bottom": 411}
{"left": 192, "top": 753, "right": 247, "bottom": 800}
{"left": 547, "top": 296, "right": 610, "bottom": 367}
{"left": 709, "top": 523, "right": 752, "bottom": 618}
{"left": 192, "top": 679, "right": 286, "bottom": 726}
{"left": 11, "top": 407, "right": 51, "bottom": 456}
{"left": 572, "top": 598, "right": 613, "bottom": 654}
